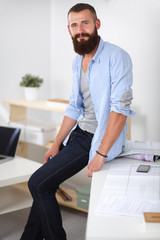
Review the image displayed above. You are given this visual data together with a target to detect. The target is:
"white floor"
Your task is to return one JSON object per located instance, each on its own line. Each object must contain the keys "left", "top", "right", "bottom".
{"left": 0, "top": 206, "right": 88, "bottom": 240}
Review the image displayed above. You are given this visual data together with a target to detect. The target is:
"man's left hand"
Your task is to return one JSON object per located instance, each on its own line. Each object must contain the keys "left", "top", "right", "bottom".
{"left": 87, "top": 154, "right": 106, "bottom": 177}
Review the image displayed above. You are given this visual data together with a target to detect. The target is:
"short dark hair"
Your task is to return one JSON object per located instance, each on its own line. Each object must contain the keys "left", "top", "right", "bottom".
{"left": 68, "top": 3, "right": 97, "bottom": 21}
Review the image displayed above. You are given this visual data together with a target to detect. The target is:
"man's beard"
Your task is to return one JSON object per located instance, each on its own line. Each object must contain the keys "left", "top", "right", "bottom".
{"left": 72, "top": 27, "right": 99, "bottom": 55}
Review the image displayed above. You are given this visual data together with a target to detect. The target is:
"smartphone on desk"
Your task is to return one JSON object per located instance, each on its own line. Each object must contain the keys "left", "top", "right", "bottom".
{"left": 137, "top": 164, "right": 150, "bottom": 173}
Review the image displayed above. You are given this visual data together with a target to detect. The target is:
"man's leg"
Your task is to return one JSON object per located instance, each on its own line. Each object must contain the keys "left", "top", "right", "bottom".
{"left": 20, "top": 202, "right": 43, "bottom": 240}
{"left": 20, "top": 127, "right": 93, "bottom": 240}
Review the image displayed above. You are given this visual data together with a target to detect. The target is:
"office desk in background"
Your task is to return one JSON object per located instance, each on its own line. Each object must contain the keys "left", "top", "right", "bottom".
{"left": 0, "top": 156, "right": 42, "bottom": 214}
{"left": 86, "top": 158, "right": 160, "bottom": 240}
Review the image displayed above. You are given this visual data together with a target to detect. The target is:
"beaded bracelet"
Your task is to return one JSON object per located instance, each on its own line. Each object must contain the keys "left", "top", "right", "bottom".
{"left": 96, "top": 150, "right": 108, "bottom": 158}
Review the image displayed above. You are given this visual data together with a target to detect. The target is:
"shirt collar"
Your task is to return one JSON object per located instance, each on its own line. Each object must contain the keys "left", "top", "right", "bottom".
{"left": 91, "top": 36, "right": 104, "bottom": 63}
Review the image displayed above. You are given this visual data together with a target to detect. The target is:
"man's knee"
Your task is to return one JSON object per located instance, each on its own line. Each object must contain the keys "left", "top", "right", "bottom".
{"left": 28, "top": 172, "right": 39, "bottom": 194}
{"left": 28, "top": 169, "right": 58, "bottom": 196}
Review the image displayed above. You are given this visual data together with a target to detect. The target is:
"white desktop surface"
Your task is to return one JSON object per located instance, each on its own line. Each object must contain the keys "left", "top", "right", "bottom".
{"left": 86, "top": 158, "right": 160, "bottom": 240}
{"left": 0, "top": 156, "right": 42, "bottom": 187}
{"left": 0, "top": 156, "right": 42, "bottom": 214}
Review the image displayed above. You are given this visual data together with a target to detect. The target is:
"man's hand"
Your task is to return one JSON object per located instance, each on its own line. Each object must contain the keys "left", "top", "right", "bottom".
{"left": 44, "top": 116, "right": 77, "bottom": 164}
{"left": 87, "top": 154, "right": 106, "bottom": 177}
{"left": 44, "top": 142, "right": 60, "bottom": 164}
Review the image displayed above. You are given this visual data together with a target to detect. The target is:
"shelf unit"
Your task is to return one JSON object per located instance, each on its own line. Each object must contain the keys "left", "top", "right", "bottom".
{"left": 0, "top": 182, "right": 87, "bottom": 214}
{"left": 3, "top": 98, "right": 88, "bottom": 213}
{"left": 3, "top": 98, "right": 66, "bottom": 155}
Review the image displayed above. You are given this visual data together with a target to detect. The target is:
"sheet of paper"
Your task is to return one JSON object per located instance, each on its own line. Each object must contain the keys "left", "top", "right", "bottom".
{"left": 95, "top": 165, "right": 160, "bottom": 218}
{"left": 96, "top": 195, "right": 160, "bottom": 218}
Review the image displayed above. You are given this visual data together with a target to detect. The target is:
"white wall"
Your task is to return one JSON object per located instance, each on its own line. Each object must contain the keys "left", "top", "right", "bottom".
{"left": 0, "top": 0, "right": 160, "bottom": 142}
{"left": 51, "top": 0, "right": 160, "bottom": 142}
{"left": 0, "top": 0, "right": 51, "bottom": 124}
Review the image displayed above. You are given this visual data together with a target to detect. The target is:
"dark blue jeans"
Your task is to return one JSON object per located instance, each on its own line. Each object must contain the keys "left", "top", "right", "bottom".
{"left": 20, "top": 126, "right": 93, "bottom": 240}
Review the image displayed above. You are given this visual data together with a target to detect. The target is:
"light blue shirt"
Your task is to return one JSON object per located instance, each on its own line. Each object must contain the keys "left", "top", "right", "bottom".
{"left": 65, "top": 37, "right": 135, "bottom": 162}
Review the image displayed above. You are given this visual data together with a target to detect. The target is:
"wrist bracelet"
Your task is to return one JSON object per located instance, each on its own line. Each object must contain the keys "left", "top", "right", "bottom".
{"left": 96, "top": 150, "right": 108, "bottom": 158}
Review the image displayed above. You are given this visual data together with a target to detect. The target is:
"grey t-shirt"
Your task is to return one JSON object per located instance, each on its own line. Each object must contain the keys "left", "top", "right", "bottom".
{"left": 78, "top": 69, "right": 98, "bottom": 134}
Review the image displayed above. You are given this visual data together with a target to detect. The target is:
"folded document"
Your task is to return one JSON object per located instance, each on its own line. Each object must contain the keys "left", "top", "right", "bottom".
{"left": 119, "top": 141, "right": 160, "bottom": 162}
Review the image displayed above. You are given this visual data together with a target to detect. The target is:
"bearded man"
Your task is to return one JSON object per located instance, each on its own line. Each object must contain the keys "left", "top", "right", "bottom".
{"left": 20, "top": 3, "right": 134, "bottom": 240}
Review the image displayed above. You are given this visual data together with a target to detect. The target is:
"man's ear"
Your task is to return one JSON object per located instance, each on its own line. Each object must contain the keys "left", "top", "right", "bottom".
{"left": 96, "top": 19, "right": 101, "bottom": 30}
{"left": 67, "top": 25, "right": 71, "bottom": 35}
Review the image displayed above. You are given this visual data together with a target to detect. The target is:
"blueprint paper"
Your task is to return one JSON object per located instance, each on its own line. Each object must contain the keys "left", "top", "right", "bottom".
{"left": 95, "top": 165, "right": 160, "bottom": 218}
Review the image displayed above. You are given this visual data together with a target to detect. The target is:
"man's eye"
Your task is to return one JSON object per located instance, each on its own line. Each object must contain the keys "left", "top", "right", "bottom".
{"left": 71, "top": 24, "right": 77, "bottom": 28}
{"left": 83, "top": 21, "right": 89, "bottom": 25}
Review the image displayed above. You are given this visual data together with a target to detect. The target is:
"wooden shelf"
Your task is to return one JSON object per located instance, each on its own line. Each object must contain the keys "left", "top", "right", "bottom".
{"left": 3, "top": 98, "right": 65, "bottom": 154}
{"left": 44, "top": 141, "right": 54, "bottom": 149}
{"left": 3, "top": 99, "right": 66, "bottom": 113}
{"left": 18, "top": 183, "right": 88, "bottom": 213}
{"left": 0, "top": 182, "right": 87, "bottom": 215}
{"left": 56, "top": 187, "right": 88, "bottom": 213}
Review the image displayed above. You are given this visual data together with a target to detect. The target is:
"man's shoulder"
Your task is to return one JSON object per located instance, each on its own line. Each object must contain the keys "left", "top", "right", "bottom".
{"left": 103, "top": 40, "right": 128, "bottom": 55}
{"left": 101, "top": 40, "right": 131, "bottom": 61}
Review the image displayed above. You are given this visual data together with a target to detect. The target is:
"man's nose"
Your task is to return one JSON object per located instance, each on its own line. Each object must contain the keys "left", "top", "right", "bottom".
{"left": 77, "top": 24, "right": 84, "bottom": 34}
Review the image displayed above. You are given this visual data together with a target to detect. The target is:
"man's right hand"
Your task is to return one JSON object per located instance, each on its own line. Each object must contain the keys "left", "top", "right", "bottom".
{"left": 44, "top": 142, "right": 60, "bottom": 164}
{"left": 43, "top": 116, "right": 77, "bottom": 164}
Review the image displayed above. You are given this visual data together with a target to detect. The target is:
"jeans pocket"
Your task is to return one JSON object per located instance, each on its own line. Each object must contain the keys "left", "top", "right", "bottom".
{"left": 67, "top": 130, "right": 78, "bottom": 144}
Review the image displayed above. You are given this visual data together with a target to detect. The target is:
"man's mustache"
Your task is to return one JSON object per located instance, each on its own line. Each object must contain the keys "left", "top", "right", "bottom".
{"left": 74, "top": 33, "right": 90, "bottom": 39}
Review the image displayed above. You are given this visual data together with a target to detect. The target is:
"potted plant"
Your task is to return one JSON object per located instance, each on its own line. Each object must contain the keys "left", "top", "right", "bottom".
{"left": 19, "top": 74, "right": 43, "bottom": 101}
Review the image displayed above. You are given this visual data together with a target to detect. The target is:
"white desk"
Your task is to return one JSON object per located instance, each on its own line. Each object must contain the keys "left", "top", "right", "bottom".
{"left": 86, "top": 158, "right": 160, "bottom": 240}
{"left": 0, "top": 156, "right": 42, "bottom": 214}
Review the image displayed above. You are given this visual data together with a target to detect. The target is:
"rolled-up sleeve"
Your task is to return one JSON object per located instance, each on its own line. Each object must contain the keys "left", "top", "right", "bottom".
{"left": 65, "top": 94, "right": 81, "bottom": 120}
{"left": 110, "top": 49, "right": 135, "bottom": 116}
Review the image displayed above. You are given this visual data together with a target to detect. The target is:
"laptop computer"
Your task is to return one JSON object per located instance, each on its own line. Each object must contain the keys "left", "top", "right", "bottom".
{"left": 0, "top": 126, "right": 21, "bottom": 163}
